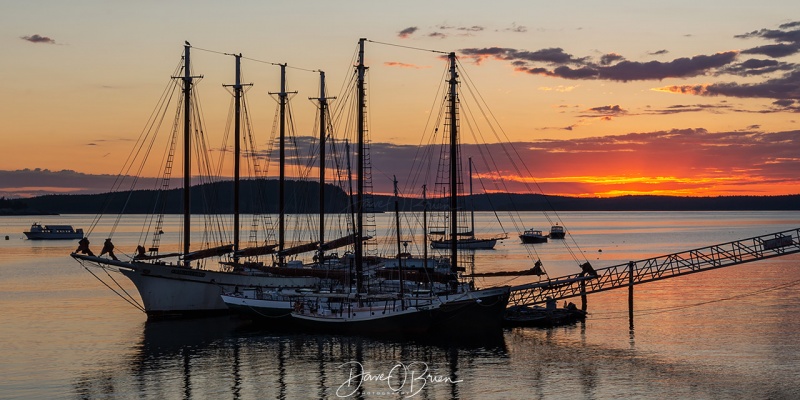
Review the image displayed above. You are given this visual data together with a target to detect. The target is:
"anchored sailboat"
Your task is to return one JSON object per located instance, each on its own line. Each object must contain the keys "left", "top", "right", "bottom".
{"left": 70, "top": 44, "right": 319, "bottom": 318}
{"left": 430, "top": 157, "right": 507, "bottom": 250}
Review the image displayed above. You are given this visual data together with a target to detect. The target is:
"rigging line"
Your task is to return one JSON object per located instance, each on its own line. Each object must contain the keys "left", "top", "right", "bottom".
{"left": 80, "top": 262, "right": 145, "bottom": 312}
{"left": 191, "top": 45, "right": 228, "bottom": 56}
{"left": 457, "top": 59, "right": 586, "bottom": 265}
{"left": 242, "top": 56, "right": 318, "bottom": 73}
{"left": 367, "top": 39, "right": 449, "bottom": 55}
{"left": 193, "top": 45, "right": 320, "bottom": 73}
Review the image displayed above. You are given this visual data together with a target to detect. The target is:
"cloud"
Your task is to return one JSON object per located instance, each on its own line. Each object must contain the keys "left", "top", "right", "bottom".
{"left": 741, "top": 43, "right": 800, "bottom": 58}
{"left": 398, "top": 27, "right": 418, "bottom": 39}
{"left": 7, "top": 128, "right": 799, "bottom": 198}
{"left": 0, "top": 169, "right": 159, "bottom": 198}
{"left": 655, "top": 70, "right": 800, "bottom": 100}
{"left": 428, "top": 32, "right": 447, "bottom": 39}
{"left": 646, "top": 103, "right": 733, "bottom": 115}
{"left": 600, "top": 53, "right": 625, "bottom": 65}
{"left": 504, "top": 23, "right": 527, "bottom": 33}
{"left": 648, "top": 49, "right": 669, "bottom": 56}
{"left": 582, "top": 105, "right": 628, "bottom": 117}
{"left": 736, "top": 21, "right": 800, "bottom": 58}
{"left": 363, "top": 128, "right": 800, "bottom": 196}
{"left": 721, "top": 58, "right": 796, "bottom": 76}
{"left": 384, "top": 61, "right": 430, "bottom": 69}
{"left": 460, "top": 46, "right": 737, "bottom": 81}
{"left": 20, "top": 34, "right": 56, "bottom": 44}
{"left": 463, "top": 47, "right": 586, "bottom": 65}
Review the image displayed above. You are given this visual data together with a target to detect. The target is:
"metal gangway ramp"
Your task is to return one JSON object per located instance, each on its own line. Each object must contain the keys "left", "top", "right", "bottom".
{"left": 508, "top": 228, "right": 800, "bottom": 307}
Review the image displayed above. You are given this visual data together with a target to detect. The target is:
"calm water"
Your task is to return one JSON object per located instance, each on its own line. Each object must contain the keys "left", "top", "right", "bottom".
{"left": 1, "top": 211, "right": 799, "bottom": 399}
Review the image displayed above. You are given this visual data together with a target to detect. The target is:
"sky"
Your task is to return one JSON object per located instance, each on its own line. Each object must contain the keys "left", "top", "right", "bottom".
{"left": 2, "top": 0, "right": 799, "bottom": 199}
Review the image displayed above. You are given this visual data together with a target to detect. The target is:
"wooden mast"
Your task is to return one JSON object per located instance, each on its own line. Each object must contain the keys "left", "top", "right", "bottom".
{"left": 355, "top": 38, "right": 367, "bottom": 293}
{"left": 422, "top": 184, "right": 428, "bottom": 270}
{"left": 270, "top": 64, "right": 289, "bottom": 266}
{"left": 180, "top": 43, "right": 196, "bottom": 265}
{"left": 313, "top": 71, "right": 334, "bottom": 263}
{"left": 393, "top": 176, "right": 405, "bottom": 307}
{"left": 469, "top": 157, "right": 474, "bottom": 240}
{"left": 233, "top": 54, "right": 242, "bottom": 261}
{"left": 447, "top": 51, "right": 459, "bottom": 274}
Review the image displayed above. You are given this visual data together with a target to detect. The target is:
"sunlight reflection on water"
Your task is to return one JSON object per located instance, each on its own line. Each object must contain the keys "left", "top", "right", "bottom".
{"left": 1, "top": 211, "right": 799, "bottom": 399}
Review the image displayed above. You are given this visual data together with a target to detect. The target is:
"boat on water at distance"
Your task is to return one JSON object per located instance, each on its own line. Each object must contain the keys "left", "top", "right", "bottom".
{"left": 549, "top": 224, "right": 566, "bottom": 239}
{"left": 520, "top": 228, "right": 548, "bottom": 244}
{"left": 430, "top": 158, "right": 506, "bottom": 250}
{"left": 24, "top": 223, "right": 84, "bottom": 240}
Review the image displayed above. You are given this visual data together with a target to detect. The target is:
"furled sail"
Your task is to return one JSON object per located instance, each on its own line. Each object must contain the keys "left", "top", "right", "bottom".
{"left": 278, "top": 241, "right": 320, "bottom": 257}
{"left": 235, "top": 244, "right": 279, "bottom": 257}
{"left": 181, "top": 244, "right": 235, "bottom": 261}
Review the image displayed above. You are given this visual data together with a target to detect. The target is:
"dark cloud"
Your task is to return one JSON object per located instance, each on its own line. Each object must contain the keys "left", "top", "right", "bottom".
{"left": 721, "top": 58, "right": 796, "bottom": 76}
{"left": 649, "top": 49, "right": 669, "bottom": 56}
{"left": 8, "top": 128, "right": 799, "bottom": 197}
{"left": 21, "top": 34, "right": 56, "bottom": 44}
{"left": 581, "top": 105, "right": 627, "bottom": 118}
{"left": 647, "top": 103, "right": 732, "bottom": 115}
{"left": 398, "top": 27, "right": 418, "bottom": 39}
{"left": 461, "top": 45, "right": 737, "bottom": 81}
{"left": 428, "top": 32, "right": 446, "bottom": 39}
{"left": 460, "top": 47, "right": 586, "bottom": 65}
{"left": 736, "top": 22, "right": 800, "bottom": 58}
{"left": 517, "top": 52, "right": 738, "bottom": 81}
{"left": 0, "top": 169, "right": 159, "bottom": 198}
{"left": 741, "top": 43, "right": 800, "bottom": 58}
{"left": 779, "top": 21, "right": 800, "bottom": 29}
{"left": 735, "top": 27, "right": 800, "bottom": 44}
{"left": 600, "top": 53, "right": 625, "bottom": 66}
{"left": 658, "top": 70, "right": 800, "bottom": 100}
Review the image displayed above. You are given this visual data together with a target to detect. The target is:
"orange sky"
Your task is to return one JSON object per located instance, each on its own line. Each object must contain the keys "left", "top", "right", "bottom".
{"left": 2, "top": 1, "right": 799, "bottom": 198}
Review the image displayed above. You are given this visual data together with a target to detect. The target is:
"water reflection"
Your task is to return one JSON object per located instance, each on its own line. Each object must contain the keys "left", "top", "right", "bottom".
{"left": 72, "top": 317, "right": 508, "bottom": 399}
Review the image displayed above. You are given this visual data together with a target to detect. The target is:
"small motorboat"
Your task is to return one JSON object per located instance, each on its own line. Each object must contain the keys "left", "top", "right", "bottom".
{"left": 549, "top": 224, "right": 566, "bottom": 239}
{"left": 520, "top": 229, "right": 548, "bottom": 244}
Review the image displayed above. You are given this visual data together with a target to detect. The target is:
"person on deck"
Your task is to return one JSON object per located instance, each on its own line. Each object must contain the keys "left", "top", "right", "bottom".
{"left": 135, "top": 245, "right": 146, "bottom": 259}
{"left": 75, "top": 237, "right": 94, "bottom": 256}
{"left": 100, "top": 238, "right": 118, "bottom": 260}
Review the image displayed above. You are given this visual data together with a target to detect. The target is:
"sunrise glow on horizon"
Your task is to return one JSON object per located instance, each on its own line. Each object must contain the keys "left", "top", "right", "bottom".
{"left": 2, "top": 1, "right": 799, "bottom": 199}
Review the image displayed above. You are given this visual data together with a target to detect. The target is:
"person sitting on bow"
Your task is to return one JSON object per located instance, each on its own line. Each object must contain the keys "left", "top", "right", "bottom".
{"left": 99, "top": 238, "right": 118, "bottom": 260}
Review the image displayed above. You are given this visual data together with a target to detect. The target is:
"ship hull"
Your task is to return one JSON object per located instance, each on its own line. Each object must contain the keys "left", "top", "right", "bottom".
{"left": 72, "top": 254, "right": 318, "bottom": 318}
{"left": 433, "top": 286, "right": 511, "bottom": 333}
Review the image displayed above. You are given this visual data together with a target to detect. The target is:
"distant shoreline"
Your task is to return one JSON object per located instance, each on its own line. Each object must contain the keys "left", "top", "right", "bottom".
{"left": 5, "top": 181, "right": 798, "bottom": 215}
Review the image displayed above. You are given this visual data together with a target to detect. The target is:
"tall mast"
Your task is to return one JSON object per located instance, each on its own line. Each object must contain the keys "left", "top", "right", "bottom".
{"left": 270, "top": 64, "right": 289, "bottom": 266}
{"left": 422, "top": 184, "right": 428, "bottom": 269}
{"left": 355, "top": 38, "right": 367, "bottom": 293}
{"left": 393, "top": 176, "right": 405, "bottom": 307}
{"left": 469, "top": 157, "right": 474, "bottom": 239}
{"left": 447, "top": 52, "right": 459, "bottom": 273}
{"left": 312, "top": 70, "right": 334, "bottom": 263}
{"left": 233, "top": 54, "right": 242, "bottom": 260}
{"left": 181, "top": 43, "right": 194, "bottom": 264}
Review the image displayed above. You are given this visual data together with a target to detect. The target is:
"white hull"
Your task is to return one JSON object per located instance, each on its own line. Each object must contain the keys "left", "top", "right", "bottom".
{"left": 220, "top": 291, "right": 296, "bottom": 319}
{"left": 24, "top": 232, "right": 84, "bottom": 240}
{"left": 72, "top": 254, "right": 318, "bottom": 317}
